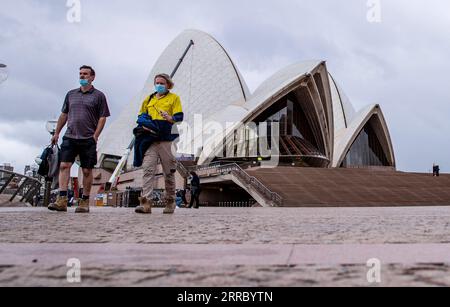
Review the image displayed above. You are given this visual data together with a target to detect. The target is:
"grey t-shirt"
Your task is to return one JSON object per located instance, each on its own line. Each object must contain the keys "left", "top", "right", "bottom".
{"left": 62, "top": 87, "right": 110, "bottom": 139}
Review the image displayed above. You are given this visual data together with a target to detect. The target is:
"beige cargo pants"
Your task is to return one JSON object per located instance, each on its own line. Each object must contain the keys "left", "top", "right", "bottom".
{"left": 142, "top": 141, "right": 176, "bottom": 204}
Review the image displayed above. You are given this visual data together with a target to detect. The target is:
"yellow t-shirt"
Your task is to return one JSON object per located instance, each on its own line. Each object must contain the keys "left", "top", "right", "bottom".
{"left": 138, "top": 92, "right": 183, "bottom": 121}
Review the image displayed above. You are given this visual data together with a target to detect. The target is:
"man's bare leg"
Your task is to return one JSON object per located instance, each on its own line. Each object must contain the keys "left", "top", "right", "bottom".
{"left": 76, "top": 168, "right": 93, "bottom": 213}
{"left": 48, "top": 162, "right": 72, "bottom": 212}
{"left": 81, "top": 168, "right": 93, "bottom": 197}
{"left": 59, "top": 162, "right": 72, "bottom": 192}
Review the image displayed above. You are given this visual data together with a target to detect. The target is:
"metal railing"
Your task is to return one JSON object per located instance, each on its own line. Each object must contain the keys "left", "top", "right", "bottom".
{"left": 176, "top": 162, "right": 190, "bottom": 178}
{"left": 0, "top": 169, "right": 42, "bottom": 205}
{"left": 189, "top": 161, "right": 224, "bottom": 173}
{"left": 218, "top": 201, "right": 256, "bottom": 207}
{"left": 189, "top": 163, "right": 283, "bottom": 207}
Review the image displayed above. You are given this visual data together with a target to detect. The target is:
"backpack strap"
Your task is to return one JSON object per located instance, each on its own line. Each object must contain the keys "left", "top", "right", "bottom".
{"left": 143, "top": 92, "right": 158, "bottom": 115}
{"left": 146, "top": 92, "right": 157, "bottom": 104}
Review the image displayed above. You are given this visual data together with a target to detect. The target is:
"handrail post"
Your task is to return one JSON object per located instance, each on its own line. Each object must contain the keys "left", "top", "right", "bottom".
{"left": 1, "top": 170, "right": 42, "bottom": 205}
{"left": 0, "top": 173, "right": 15, "bottom": 194}
{"left": 9, "top": 178, "right": 29, "bottom": 202}
{"left": 21, "top": 181, "right": 39, "bottom": 204}
{"left": 43, "top": 180, "right": 52, "bottom": 208}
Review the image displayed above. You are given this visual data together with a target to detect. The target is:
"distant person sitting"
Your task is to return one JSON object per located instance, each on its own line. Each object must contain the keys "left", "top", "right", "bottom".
{"left": 176, "top": 190, "right": 185, "bottom": 208}
{"left": 181, "top": 189, "right": 188, "bottom": 207}
{"left": 175, "top": 194, "right": 183, "bottom": 208}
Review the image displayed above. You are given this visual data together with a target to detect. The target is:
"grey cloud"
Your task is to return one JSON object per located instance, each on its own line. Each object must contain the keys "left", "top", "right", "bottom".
{"left": 0, "top": 120, "right": 51, "bottom": 148}
{"left": 0, "top": 0, "right": 449, "bottom": 173}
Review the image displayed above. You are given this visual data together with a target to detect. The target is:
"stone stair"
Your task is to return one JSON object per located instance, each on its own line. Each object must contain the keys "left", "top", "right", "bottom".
{"left": 246, "top": 167, "right": 450, "bottom": 207}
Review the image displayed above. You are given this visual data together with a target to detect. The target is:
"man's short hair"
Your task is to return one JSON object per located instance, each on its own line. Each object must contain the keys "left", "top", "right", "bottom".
{"left": 80, "top": 65, "right": 96, "bottom": 76}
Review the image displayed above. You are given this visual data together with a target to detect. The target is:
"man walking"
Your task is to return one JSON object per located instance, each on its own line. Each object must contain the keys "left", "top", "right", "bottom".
{"left": 48, "top": 65, "right": 110, "bottom": 213}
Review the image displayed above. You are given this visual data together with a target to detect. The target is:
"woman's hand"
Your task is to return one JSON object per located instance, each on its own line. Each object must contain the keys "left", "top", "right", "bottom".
{"left": 160, "top": 111, "right": 174, "bottom": 124}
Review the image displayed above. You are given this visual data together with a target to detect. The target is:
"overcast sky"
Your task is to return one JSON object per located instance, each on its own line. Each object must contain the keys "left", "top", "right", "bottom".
{"left": 1, "top": 0, "right": 449, "bottom": 174}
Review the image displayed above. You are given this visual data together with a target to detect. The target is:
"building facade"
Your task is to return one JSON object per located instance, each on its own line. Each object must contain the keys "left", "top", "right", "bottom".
{"left": 98, "top": 29, "right": 395, "bottom": 173}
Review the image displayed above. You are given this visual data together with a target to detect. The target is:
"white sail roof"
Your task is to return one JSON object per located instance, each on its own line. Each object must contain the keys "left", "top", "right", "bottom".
{"left": 98, "top": 29, "right": 250, "bottom": 159}
{"left": 98, "top": 29, "right": 395, "bottom": 170}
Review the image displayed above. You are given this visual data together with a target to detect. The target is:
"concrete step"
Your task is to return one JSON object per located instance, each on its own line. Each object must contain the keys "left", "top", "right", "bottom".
{"left": 246, "top": 167, "right": 450, "bottom": 207}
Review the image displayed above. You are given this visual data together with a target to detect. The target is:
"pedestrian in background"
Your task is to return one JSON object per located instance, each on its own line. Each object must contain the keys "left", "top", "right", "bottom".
{"left": 188, "top": 171, "right": 201, "bottom": 209}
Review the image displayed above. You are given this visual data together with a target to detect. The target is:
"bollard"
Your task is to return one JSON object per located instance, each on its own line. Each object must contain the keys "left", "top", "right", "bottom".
{"left": 43, "top": 180, "right": 51, "bottom": 207}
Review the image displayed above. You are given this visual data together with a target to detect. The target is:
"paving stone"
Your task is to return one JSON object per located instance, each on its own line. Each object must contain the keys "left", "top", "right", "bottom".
{"left": 1, "top": 206, "right": 450, "bottom": 286}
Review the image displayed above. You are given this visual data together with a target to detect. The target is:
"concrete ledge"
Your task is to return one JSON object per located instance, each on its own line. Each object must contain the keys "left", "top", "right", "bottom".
{"left": 0, "top": 201, "right": 31, "bottom": 208}
{"left": 2, "top": 243, "right": 450, "bottom": 267}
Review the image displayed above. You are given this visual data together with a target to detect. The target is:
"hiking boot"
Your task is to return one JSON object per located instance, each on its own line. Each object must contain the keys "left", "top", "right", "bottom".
{"left": 75, "top": 198, "right": 90, "bottom": 213}
{"left": 135, "top": 197, "right": 152, "bottom": 214}
{"left": 48, "top": 196, "right": 68, "bottom": 212}
{"left": 163, "top": 202, "right": 176, "bottom": 214}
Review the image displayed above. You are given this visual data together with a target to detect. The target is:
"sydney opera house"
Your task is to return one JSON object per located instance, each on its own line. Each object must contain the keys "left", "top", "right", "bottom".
{"left": 92, "top": 30, "right": 450, "bottom": 207}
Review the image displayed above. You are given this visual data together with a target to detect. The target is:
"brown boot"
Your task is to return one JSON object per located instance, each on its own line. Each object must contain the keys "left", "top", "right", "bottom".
{"left": 48, "top": 196, "right": 68, "bottom": 212}
{"left": 135, "top": 197, "right": 152, "bottom": 214}
{"left": 163, "top": 201, "right": 176, "bottom": 214}
{"left": 75, "top": 198, "right": 90, "bottom": 213}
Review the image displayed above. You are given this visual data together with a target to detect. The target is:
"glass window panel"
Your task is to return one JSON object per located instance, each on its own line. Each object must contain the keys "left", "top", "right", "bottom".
{"left": 342, "top": 123, "right": 389, "bottom": 167}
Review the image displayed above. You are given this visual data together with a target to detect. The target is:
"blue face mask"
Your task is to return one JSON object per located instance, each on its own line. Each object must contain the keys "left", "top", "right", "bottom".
{"left": 80, "top": 79, "right": 89, "bottom": 87}
{"left": 155, "top": 84, "right": 167, "bottom": 94}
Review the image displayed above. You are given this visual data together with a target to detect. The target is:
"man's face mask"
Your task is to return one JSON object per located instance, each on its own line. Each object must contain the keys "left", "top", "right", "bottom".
{"left": 80, "top": 79, "right": 89, "bottom": 87}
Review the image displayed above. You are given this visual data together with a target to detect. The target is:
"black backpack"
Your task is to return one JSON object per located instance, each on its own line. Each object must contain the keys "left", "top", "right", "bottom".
{"left": 37, "top": 145, "right": 60, "bottom": 181}
{"left": 37, "top": 146, "right": 52, "bottom": 180}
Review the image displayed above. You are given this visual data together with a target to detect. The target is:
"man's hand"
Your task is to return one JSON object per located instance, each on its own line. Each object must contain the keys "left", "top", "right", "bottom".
{"left": 51, "top": 113, "right": 68, "bottom": 145}
{"left": 93, "top": 117, "right": 107, "bottom": 144}
{"left": 51, "top": 133, "right": 59, "bottom": 145}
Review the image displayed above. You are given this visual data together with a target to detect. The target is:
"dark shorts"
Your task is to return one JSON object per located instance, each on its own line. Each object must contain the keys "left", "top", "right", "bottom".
{"left": 60, "top": 137, "right": 97, "bottom": 169}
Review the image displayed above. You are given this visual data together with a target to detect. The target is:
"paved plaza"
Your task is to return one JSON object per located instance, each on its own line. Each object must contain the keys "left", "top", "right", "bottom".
{"left": 1, "top": 206, "right": 450, "bottom": 286}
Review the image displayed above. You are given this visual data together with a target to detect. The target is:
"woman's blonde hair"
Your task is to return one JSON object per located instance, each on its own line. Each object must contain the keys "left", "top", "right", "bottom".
{"left": 154, "top": 73, "right": 174, "bottom": 89}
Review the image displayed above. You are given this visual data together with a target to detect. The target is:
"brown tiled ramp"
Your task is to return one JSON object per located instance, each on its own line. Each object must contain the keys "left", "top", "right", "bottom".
{"left": 246, "top": 167, "right": 450, "bottom": 207}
